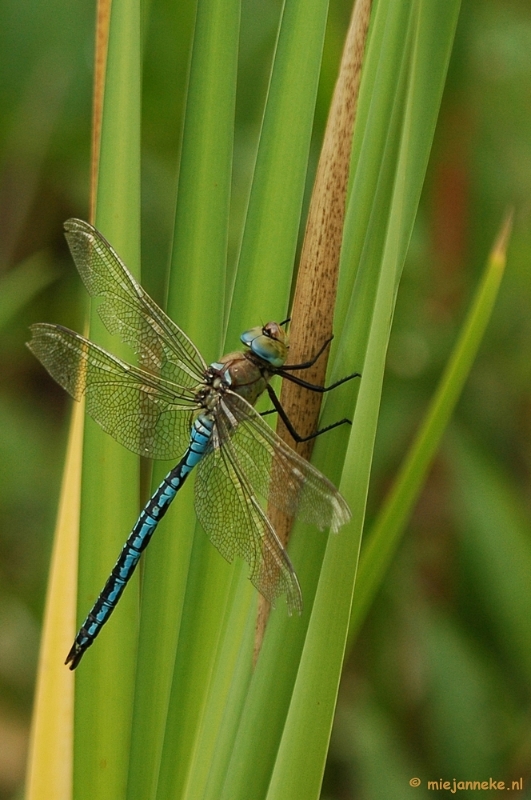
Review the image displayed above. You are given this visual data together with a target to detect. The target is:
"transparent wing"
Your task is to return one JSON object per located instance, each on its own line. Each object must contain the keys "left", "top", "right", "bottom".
{"left": 195, "top": 429, "right": 303, "bottom": 613}
{"left": 64, "top": 218, "right": 207, "bottom": 387}
{"left": 28, "top": 323, "right": 198, "bottom": 460}
{"left": 217, "top": 392, "right": 351, "bottom": 533}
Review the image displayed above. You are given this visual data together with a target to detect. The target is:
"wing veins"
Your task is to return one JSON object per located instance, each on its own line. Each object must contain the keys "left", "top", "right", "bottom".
{"left": 64, "top": 219, "right": 207, "bottom": 386}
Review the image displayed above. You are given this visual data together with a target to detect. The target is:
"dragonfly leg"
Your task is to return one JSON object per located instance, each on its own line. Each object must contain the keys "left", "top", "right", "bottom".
{"left": 265, "top": 384, "right": 352, "bottom": 443}
{"left": 276, "top": 368, "right": 360, "bottom": 393}
{"left": 280, "top": 336, "right": 333, "bottom": 371}
{"left": 273, "top": 334, "right": 360, "bottom": 390}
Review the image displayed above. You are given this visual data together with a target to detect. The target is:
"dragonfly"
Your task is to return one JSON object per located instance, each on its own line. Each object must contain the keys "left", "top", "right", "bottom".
{"left": 28, "top": 219, "right": 358, "bottom": 669}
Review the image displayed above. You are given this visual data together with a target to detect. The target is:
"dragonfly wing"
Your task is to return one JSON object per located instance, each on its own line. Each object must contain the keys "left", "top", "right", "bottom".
{"left": 28, "top": 323, "right": 196, "bottom": 460}
{"left": 63, "top": 219, "right": 207, "bottom": 387}
{"left": 217, "top": 392, "right": 351, "bottom": 533}
{"left": 195, "top": 433, "right": 303, "bottom": 613}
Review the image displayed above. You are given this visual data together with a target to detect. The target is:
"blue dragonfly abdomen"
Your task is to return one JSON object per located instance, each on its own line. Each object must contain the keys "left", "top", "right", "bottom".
{"left": 66, "top": 413, "right": 214, "bottom": 668}
{"left": 28, "top": 219, "right": 357, "bottom": 669}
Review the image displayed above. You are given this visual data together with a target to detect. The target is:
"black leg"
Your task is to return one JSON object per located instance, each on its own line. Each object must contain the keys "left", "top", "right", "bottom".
{"left": 280, "top": 336, "right": 333, "bottom": 371}
{"left": 278, "top": 369, "right": 360, "bottom": 393}
{"left": 274, "top": 335, "right": 360, "bottom": 390}
{"left": 265, "top": 385, "right": 352, "bottom": 443}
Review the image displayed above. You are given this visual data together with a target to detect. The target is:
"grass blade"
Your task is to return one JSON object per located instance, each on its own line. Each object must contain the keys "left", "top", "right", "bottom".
{"left": 133, "top": 2, "right": 241, "bottom": 798}
{"left": 24, "top": 399, "right": 83, "bottom": 800}
{"left": 73, "top": 0, "right": 142, "bottom": 797}
{"left": 350, "top": 211, "right": 512, "bottom": 643}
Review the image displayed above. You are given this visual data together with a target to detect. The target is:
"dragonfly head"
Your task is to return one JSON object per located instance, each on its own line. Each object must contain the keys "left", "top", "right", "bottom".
{"left": 241, "top": 322, "right": 289, "bottom": 368}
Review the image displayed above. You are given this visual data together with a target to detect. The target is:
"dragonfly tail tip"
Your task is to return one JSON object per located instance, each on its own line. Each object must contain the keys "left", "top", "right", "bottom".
{"left": 65, "top": 642, "right": 85, "bottom": 670}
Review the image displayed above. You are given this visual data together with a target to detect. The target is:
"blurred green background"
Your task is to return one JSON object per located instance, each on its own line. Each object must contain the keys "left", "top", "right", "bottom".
{"left": 1, "top": 0, "right": 531, "bottom": 797}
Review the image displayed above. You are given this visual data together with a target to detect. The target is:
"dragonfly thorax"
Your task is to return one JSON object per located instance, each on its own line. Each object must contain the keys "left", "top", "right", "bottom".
{"left": 197, "top": 322, "right": 288, "bottom": 410}
{"left": 205, "top": 351, "right": 267, "bottom": 407}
